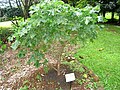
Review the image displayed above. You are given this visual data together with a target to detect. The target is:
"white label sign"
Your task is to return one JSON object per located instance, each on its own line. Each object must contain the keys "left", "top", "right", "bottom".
{"left": 65, "top": 73, "right": 75, "bottom": 82}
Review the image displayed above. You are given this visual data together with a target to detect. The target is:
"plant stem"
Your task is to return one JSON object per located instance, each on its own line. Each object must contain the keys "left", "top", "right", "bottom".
{"left": 57, "top": 41, "right": 66, "bottom": 75}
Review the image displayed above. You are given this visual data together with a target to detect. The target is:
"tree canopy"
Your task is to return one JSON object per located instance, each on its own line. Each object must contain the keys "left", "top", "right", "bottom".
{"left": 9, "top": 0, "right": 102, "bottom": 69}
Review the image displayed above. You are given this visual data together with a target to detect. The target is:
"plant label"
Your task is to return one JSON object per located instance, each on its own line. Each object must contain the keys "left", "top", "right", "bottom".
{"left": 65, "top": 73, "right": 75, "bottom": 82}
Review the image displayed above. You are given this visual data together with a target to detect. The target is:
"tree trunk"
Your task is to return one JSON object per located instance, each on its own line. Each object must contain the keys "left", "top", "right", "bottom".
{"left": 57, "top": 60, "right": 61, "bottom": 75}
{"left": 103, "top": 11, "right": 106, "bottom": 17}
{"left": 24, "top": 6, "right": 29, "bottom": 20}
{"left": 111, "top": 11, "right": 114, "bottom": 20}
{"left": 21, "top": 0, "right": 30, "bottom": 20}
{"left": 24, "top": 0, "right": 29, "bottom": 20}
{"left": 56, "top": 41, "right": 66, "bottom": 75}
{"left": 57, "top": 42, "right": 65, "bottom": 75}
{"left": 119, "top": 15, "right": 120, "bottom": 23}
{"left": 8, "top": 0, "right": 19, "bottom": 27}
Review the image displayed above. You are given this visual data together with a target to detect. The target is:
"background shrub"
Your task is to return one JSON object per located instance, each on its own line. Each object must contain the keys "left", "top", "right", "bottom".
{"left": 0, "top": 27, "right": 13, "bottom": 43}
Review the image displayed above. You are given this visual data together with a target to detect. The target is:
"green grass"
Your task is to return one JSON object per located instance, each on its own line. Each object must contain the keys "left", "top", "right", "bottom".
{"left": 0, "top": 21, "right": 12, "bottom": 28}
{"left": 75, "top": 24, "right": 120, "bottom": 90}
{"left": 105, "top": 12, "right": 119, "bottom": 20}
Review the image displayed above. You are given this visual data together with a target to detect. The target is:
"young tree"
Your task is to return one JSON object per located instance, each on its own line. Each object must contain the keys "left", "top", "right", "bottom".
{"left": 9, "top": 0, "right": 102, "bottom": 75}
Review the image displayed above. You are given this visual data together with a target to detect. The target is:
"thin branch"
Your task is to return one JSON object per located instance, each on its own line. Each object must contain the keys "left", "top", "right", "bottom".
{"left": 8, "top": 0, "right": 19, "bottom": 27}
{"left": 8, "top": 0, "right": 12, "bottom": 9}
{"left": 16, "top": 0, "right": 24, "bottom": 16}
{"left": 21, "top": 0, "right": 25, "bottom": 7}
{"left": 16, "top": 0, "right": 21, "bottom": 9}
{"left": 11, "top": 20, "right": 19, "bottom": 27}
{"left": 18, "top": 0, "right": 22, "bottom": 7}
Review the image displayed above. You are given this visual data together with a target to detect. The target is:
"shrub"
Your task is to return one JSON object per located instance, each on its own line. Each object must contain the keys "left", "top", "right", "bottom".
{"left": 0, "top": 40, "right": 6, "bottom": 53}
{"left": 0, "top": 27, "right": 13, "bottom": 43}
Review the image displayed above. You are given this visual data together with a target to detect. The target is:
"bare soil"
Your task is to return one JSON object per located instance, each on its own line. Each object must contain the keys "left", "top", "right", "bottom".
{"left": 0, "top": 49, "right": 104, "bottom": 90}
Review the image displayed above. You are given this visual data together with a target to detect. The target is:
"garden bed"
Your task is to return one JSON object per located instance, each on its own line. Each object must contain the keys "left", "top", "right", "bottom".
{"left": 0, "top": 49, "right": 103, "bottom": 90}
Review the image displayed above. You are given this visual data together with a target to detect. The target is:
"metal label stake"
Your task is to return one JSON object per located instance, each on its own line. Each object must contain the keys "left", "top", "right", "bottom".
{"left": 65, "top": 73, "right": 75, "bottom": 90}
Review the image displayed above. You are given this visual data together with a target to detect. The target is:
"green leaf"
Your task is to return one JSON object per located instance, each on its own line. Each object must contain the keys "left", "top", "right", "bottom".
{"left": 43, "top": 59, "right": 48, "bottom": 64}
{"left": 1, "top": 44, "right": 6, "bottom": 50}
{"left": 27, "top": 54, "right": 35, "bottom": 65}
{"left": 30, "top": 33, "right": 36, "bottom": 39}
{"left": 11, "top": 40, "right": 20, "bottom": 50}
{"left": 19, "top": 28, "right": 28, "bottom": 37}
{"left": 43, "top": 65, "right": 49, "bottom": 73}
{"left": 20, "top": 85, "right": 28, "bottom": 90}
{"left": 17, "top": 50, "right": 26, "bottom": 58}
{"left": 0, "top": 40, "right": 3, "bottom": 45}
{"left": 34, "top": 60, "right": 40, "bottom": 68}
{"left": 36, "top": 74, "right": 42, "bottom": 81}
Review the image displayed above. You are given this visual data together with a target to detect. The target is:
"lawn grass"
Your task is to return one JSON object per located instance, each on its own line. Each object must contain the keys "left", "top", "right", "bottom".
{"left": 75, "top": 24, "right": 120, "bottom": 90}
{"left": 0, "top": 21, "right": 12, "bottom": 28}
{"left": 105, "top": 12, "right": 119, "bottom": 20}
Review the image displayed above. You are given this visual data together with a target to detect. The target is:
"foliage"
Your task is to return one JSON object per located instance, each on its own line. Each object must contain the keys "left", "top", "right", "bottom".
{"left": 19, "top": 0, "right": 39, "bottom": 19}
{"left": 76, "top": 0, "right": 99, "bottom": 8}
{"left": 62, "top": 60, "right": 85, "bottom": 72}
{"left": 99, "top": 0, "right": 120, "bottom": 21}
{"left": 19, "top": 80, "right": 29, "bottom": 90}
{"left": 0, "top": 17, "right": 9, "bottom": 22}
{"left": 0, "top": 7, "right": 23, "bottom": 19}
{"left": 36, "top": 74, "right": 42, "bottom": 81}
{"left": 0, "top": 40, "right": 6, "bottom": 53}
{"left": 0, "top": 0, "right": 39, "bottom": 23}
{"left": 66, "top": 0, "right": 120, "bottom": 22}
{"left": 20, "top": 85, "right": 28, "bottom": 90}
{"left": 76, "top": 0, "right": 88, "bottom": 8}
{"left": 5, "top": 7, "right": 23, "bottom": 19}
{"left": 0, "top": 27, "right": 12, "bottom": 53}
{"left": 63, "top": 0, "right": 99, "bottom": 7}
{"left": 67, "top": 0, "right": 79, "bottom": 7}
{"left": 0, "top": 27, "right": 13, "bottom": 43}
{"left": 0, "top": 7, "right": 23, "bottom": 22}
{"left": 9, "top": 0, "right": 101, "bottom": 68}
{"left": 100, "top": 1, "right": 117, "bottom": 12}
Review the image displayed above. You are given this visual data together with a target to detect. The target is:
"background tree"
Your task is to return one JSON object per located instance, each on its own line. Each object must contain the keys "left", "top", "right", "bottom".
{"left": 20, "top": 0, "right": 39, "bottom": 19}
{"left": 77, "top": 0, "right": 120, "bottom": 24}
{"left": 100, "top": 0, "right": 117, "bottom": 20}
{"left": 66, "top": 0, "right": 99, "bottom": 8}
{"left": 116, "top": 0, "right": 120, "bottom": 22}
{"left": 0, "top": 0, "right": 39, "bottom": 25}
{"left": 8, "top": 0, "right": 39, "bottom": 23}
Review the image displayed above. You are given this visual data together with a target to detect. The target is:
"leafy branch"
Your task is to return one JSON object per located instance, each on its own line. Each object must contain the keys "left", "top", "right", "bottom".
{"left": 9, "top": 0, "right": 103, "bottom": 75}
